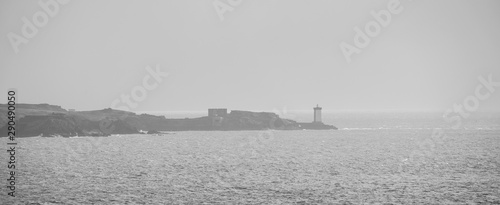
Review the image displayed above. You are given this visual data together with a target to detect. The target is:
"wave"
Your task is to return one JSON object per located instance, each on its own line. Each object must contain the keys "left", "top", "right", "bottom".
{"left": 340, "top": 127, "right": 500, "bottom": 131}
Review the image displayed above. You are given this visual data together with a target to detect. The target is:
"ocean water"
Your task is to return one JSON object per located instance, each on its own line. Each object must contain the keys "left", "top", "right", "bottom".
{"left": 1, "top": 112, "right": 500, "bottom": 204}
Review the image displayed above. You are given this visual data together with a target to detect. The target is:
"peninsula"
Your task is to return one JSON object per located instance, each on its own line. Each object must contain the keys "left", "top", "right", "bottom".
{"left": 0, "top": 104, "right": 337, "bottom": 137}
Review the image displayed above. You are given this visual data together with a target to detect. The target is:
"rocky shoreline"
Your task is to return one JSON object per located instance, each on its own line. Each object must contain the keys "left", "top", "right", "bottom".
{"left": 0, "top": 103, "right": 337, "bottom": 138}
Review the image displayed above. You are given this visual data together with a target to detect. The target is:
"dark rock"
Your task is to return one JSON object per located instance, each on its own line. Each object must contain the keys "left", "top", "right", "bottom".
{"left": 146, "top": 130, "right": 160, "bottom": 134}
{"left": 0, "top": 113, "right": 138, "bottom": 138}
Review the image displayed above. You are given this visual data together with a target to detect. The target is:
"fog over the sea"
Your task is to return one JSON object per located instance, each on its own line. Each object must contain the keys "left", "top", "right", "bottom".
{"left": 1, "top": 0, "right": 499, "bottom": 113}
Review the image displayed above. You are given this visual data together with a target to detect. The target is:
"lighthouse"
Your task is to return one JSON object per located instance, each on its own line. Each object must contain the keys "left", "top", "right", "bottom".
{"left": 313, "top": 104, "right": 322, "bottom": 123}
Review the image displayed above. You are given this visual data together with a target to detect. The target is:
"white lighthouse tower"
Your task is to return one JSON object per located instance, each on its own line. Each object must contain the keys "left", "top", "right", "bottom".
{"left": 313, "top": 104, "right": 322, "bottom": 123}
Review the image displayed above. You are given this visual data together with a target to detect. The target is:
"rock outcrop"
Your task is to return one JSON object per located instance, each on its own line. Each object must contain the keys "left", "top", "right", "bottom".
{"left": 0, "top": 103, "right": 337, "bottom": 137}
{"left": 0, "top": 113, "right": 138, "bottom": 137}
{"left": 158, "top": 110, "right": 337, "bottom": 131}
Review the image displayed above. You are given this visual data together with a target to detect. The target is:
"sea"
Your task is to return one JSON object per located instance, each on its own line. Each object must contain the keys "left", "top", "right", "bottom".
{"left": 1, "top": 112, "right": 499, "bottom": 204}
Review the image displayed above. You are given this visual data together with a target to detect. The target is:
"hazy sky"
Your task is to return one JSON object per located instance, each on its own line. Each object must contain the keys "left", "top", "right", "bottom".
{"left": 1, "top": 0, "right": 499, "bottom": 113}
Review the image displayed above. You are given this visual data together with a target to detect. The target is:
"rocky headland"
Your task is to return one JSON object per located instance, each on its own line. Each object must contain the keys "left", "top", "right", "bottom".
{"left": 0, "top": 103, "right": 337, "bottom": 137}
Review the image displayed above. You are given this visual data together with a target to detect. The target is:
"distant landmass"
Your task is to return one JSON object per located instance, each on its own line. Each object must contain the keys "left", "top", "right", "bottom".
{"left": 0, "top": 103, "right": 337, "bottom": 137}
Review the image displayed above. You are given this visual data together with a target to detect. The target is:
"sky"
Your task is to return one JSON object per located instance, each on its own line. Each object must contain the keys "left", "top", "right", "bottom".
{"left": 1, "top": 0, "right": 499, "bottom": 113}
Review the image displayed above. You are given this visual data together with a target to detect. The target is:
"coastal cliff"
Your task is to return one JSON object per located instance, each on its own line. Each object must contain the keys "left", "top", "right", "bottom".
{"left": 0, "top": 113, "right": 138, "bottom": 137}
